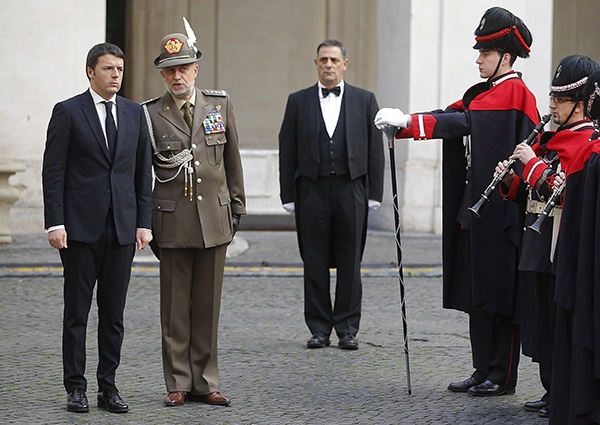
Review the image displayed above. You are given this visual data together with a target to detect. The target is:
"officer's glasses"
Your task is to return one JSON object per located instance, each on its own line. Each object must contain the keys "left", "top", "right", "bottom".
{"left": 549, "top": 95, "right": 575, "bottom": 104}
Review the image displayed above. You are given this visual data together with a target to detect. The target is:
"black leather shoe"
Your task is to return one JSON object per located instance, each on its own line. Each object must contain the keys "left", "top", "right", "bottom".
{"left": 539, "top": 406, "right": 550, "bottom": 418}
{"left": 98, "top": 387, "right": 129, "bottom": 413}
{"left": 447, "top": 377, "right": 482, "bottom": 392}
{"left": 338, "top": 334, "right": 359, "bottom": 350}
{"left": 524, "top": 399, "right": 549, "bottom": 412}
{"left": 67, "top": 388, "right": 89, "bottom": 412}
{"left": 468, "top": 380, "right": 515, "bottom": 397}
{"left": 307, "top": 333, "right": 330, "bottom": 348}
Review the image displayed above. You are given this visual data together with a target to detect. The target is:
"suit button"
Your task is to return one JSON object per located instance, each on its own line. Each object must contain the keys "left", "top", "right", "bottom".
{"left": 197, "top": 195, "right": 203, "bottom": 201}
{"left": 195, "top": 161, "right": 200, "bottom": 166}
{"left": 192, "top": 144, "right": 197, "bottom": 149}
{"left": 197, "top": 178, "right": 202, "bottom": 184}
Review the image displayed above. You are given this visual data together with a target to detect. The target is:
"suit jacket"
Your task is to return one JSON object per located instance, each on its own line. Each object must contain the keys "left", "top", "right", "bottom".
{"left": 145, "top": 88, "right": 246, "bottom": 249}
{"left": 278, "top": 83, "right": 384, "bottom": 204}
{"left": 42, "top": 90, "right": 153, "bottom": 245}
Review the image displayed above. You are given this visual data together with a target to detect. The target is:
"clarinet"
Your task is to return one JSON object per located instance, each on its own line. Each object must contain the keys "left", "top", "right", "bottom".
{"left": 528, "top": 180, "right": 564, "bottom": 234}
{"left": 469, "top": 114, "right": 551, "bottom": 218}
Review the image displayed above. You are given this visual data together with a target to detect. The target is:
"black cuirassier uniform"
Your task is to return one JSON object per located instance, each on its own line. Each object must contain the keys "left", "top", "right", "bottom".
{"left": 550, "top": 133, "right": 600, "bottom": 424}
{"left": 396, "top": 70, "right": 539, "bottom": 389}
{"left": 500, "top": 120, "right": 596, "bottom": 407}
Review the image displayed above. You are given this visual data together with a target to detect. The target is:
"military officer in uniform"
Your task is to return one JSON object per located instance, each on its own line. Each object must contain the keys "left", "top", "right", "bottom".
{"left": 143, "top": 19, "right": 246, "bottom": 407}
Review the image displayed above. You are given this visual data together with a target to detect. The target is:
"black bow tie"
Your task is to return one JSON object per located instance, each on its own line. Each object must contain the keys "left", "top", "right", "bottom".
{"left": 321, "top": 86, "right": 341, "bottom": 97}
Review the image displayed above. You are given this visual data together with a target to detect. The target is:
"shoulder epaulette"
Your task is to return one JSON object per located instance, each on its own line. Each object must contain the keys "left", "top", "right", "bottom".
{"left": 202, "top": 89, "right": 227, "bottom": 97}
{"left": 141, "top": 96, "right": 161, "bottom": 105}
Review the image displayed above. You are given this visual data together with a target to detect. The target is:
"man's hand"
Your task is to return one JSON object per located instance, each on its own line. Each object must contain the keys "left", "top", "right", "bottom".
{"left": 553, "top": 171, "right": 566, "bottom": 190}
{"left": 368, "top": 200, "right": 381, "bottom": 210}
{"left": 282, "top": 202, "right": 295, "bottom": 215}
{"left": 374, "top": 108, "right": 410, "bottom": 130}
{"left": 136, "top": 228, "right": 153, "bottom": 250}
{"left": 495, "top": 160, "right": 515, "bottom": 186}
{"left": 510, "top": 142, "right": 536, "bottom": 165}
{"left": 48, "top": 229, "right": 68, "bottom": 250}
{"left": 232, "top": 213, "right": 241, "bottom": 236}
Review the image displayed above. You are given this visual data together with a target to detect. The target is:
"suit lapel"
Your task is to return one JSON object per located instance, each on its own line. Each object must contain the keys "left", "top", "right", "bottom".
{"left": 307, "top": 84, "right": 321, "bottom": 164}
{"left": 341, "top": 84, "right": 356, "bottom": 158}
{"left": 81, "top": 91, "right": 111, "bottom": 161}
{"left": 113, "top": 96, "right": 129, "bottom": 162}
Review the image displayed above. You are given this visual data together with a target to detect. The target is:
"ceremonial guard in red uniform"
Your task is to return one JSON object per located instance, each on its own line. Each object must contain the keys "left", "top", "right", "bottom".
{"left": 496, "top": 55, "right": 600, "bottom": 418}
{"left": 549, "top": 71, "right": 600, "bottom": 425}
{"left": 375, "top": 7, "right": 538, "bottom": 396}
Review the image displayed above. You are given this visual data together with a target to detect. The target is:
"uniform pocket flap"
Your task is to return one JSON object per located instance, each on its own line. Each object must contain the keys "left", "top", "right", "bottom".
{"left": 218, "top": 190, "right": 231, "bottom": 206}
{"left": 153, "top": 198, "right": 176, "bottom": 212}
{"left": 156, "top": 140, "right": 182, "bottom": 151}
{"left": 205, "top": 134, "right": 226, "bottom": 146}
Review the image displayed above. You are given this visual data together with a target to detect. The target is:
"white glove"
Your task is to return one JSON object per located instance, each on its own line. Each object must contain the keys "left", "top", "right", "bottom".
{"left": 374, "top": 108, "right": 409, "bottom": 130}
{"left": 368, "top": 200, "right": 381, "bottom": 210}
{"left": 282, "top": 202, "right": 295, "bottom": 214}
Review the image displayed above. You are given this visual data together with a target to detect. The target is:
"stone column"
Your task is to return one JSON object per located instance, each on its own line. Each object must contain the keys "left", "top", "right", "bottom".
{"left": 0, "top": 161, "right": 26, "bottom": 244}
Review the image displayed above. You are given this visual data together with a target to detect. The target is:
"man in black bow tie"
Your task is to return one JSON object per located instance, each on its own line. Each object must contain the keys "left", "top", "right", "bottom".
{"left": 279, "top": 39, "right": 384, "bottom": 350}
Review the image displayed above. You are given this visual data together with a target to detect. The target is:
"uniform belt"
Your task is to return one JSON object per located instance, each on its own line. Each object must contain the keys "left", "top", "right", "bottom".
{"left": 526, "top": 198, "right": 561, "bottom": 216}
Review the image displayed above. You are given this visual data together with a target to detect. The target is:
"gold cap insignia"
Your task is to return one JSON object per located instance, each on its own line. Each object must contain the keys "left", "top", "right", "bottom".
{"left": 164, "top": 38, "right": 184, "bottom": 55}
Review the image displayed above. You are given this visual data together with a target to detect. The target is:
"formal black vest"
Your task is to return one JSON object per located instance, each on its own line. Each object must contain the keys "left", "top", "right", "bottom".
{"left": 318, "top": 97, "right": 349, "bottom": 176}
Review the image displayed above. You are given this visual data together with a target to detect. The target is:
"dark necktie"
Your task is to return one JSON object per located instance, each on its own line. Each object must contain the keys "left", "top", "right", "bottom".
{"left": 182, "top": 102, "right": 193, "bottom": 129}
{"left": 103, "top": 101, "right": 117, "bottom": 160}
{"left": 321, "top": 86, "right": 341, "bottom": 97}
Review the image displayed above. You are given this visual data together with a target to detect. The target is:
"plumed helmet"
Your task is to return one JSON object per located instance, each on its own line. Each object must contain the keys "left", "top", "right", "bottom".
{"left": 582, "top": 70, "right": 600, "bottom": 120}
{"left": 153, "top": 33, "right": 203, "bottom": 68}
{"left": 550, "top": 55, "right": 600, "bottom": 101}
{"left": 473, "top": 7, "right": 532, "bottom": 59}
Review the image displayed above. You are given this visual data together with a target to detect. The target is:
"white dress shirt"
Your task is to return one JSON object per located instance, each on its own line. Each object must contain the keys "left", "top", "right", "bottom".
{"left": 89, "top": 88, "right": 118, "bottom": 148}
{"left": 318, "top": 80, "right": 344, "bottom": 138}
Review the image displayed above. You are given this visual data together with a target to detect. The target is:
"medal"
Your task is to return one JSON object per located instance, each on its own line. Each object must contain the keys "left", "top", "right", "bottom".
{"left": 203, "top": 105, "right": 225, "bottom": 134}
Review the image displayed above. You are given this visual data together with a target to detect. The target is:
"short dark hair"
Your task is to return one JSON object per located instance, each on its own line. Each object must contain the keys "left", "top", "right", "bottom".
{"left": 86, "top": 42, "right": 125, "bottom": 76}
{"left": 317, "top": 39, "right": 347, "bottom": 59}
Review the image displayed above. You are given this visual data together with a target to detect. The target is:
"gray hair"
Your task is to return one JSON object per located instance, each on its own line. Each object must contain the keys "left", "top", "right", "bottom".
{"left": 317, "top": 39, "right": 347, "bottom": 59}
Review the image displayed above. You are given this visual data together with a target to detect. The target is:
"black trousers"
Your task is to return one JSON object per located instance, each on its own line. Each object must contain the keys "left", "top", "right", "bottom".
{"left": 469, "top": 306, "right": 520, "bottom": 388}
{"left": 297, "top": 174, "right": 367, "bottom": 338}
{"left": 60, "top": 213, "right": 135, "bottom": 393}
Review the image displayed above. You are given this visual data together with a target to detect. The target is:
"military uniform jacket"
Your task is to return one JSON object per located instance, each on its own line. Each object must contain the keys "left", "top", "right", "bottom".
{"left": 144, "top": 88, "right": 246, "bottom": 249}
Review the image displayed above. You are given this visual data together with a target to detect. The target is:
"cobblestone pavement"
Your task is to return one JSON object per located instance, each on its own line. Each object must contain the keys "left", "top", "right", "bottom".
{"left": 0, "top": 231, "right": 549, "bottom": 424}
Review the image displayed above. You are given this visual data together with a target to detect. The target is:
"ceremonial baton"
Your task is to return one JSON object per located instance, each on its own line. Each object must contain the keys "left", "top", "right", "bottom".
{"left": 382, "top": 125, "right": 412, "bottom": 395}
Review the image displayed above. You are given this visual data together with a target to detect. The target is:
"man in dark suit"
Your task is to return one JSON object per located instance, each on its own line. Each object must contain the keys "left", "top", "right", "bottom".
{"left": 279, "top": 39, "right": 384, "bottom": 350}
{"left": 42, "top": 43, "right": 153, "bottom": 413}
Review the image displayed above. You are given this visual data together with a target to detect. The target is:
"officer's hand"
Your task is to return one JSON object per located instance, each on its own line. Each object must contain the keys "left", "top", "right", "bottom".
{"left": 282, "top": 202, "right": 295, "bottom": 215}
{"left": 368, "top": 200, "right": 381, "bottom": 210}
{"left": 232, "top": 213, "right": 241, "bottom": 236}
{"left": 374, "top": 108, "right": 410, "bottom": 130}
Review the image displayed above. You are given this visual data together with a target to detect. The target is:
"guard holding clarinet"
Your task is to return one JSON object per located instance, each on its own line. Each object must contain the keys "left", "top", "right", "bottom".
{"left": 375, "top": 7, "right": 539, "bottom": 396}
{"left": 495, "top": 55, "right": 600, "bottom": 418}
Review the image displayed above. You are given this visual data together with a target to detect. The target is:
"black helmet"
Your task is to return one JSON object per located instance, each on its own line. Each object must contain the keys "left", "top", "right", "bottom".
{"left": 473, "top": 7, "right": 532, "bottom": 59}
{"left": 550, "top": 55, "right": 600, "bottom": 101}
{"left": 583, "top": 71, "right": 600, "bottom": 120}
